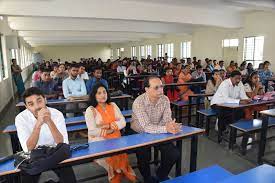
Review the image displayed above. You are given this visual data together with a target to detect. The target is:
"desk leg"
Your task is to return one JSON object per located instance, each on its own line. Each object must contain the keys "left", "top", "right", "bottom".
{"left": 179, "top": 106, "right": 183, "bottom": 124}
{"left": 258, "top": 115, "right": 268, "bottom": 164}
{"left": 174, "top": 105, "right": 179, "bottom": 122}
{"left": 10, "top": 134, "right": 20, "bottom": 154}
{"left": 190, "top": 135, "right": 198, "bottom": 172}
{"left": 195, "top": 97, "right": 200, "bottom": 127}
{"left": 175, "top": 140, "right": 183, "bottom": 176}
{"left": 187, "top": 97, "right": 192, "bottom": 126}
{"left": 229, "top": 127, "right": 237, "bottom": 150}
{"left": 125, "top": 98, "right": 129, "bottom": 110}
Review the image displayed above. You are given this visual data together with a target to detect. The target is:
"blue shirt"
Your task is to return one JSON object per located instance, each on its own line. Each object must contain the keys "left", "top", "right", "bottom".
{"left": 62, "top": 77, "right": 87, "bottom": 98}
{"left": 86, "top": 77, "right": 109, "bottom": 94}
{"left": 258, "top": 69, "right": 273, "bottom": 84}
{"left": 33, "top": 80, "right": 58, "bottom": 95}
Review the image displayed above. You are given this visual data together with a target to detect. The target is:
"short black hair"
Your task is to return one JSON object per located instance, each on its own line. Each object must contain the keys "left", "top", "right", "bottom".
{"left": 22, "top": 87, "right": 45, "bottom": 104}
{"left": 264, "top": 61, "right": 270, "bottom": 66}
{"left": 143, "top": 76, "right": 160, "bottom": 88}
{"left": 92, "top": 66, "right": 102, "bottom": 73}
{"left": 88, "top": 83, "right": 111, "bottom": 107}
{"left": 70, "top": 63, "right": 79, "bottom": 69}
{"left": 196, "top": 65, "right": 203, "bottom": 70}
{"left": 230, "top": 70, "right": 242, "bottom": 77}
{"left": 40, "top": 68, "right": 51, "bottom": 73}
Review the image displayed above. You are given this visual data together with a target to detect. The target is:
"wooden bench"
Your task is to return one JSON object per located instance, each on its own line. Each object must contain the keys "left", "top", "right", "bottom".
{"left": 229, "top": 117, "right": 275, "bottom": 155}
{"left": 0, "top": 126, "right": 205, "bottom": 182}
{"left": 162, "top": 165, "right": 233, "bottom": 183}
{"left": 197, "top": 109, "right": 217, "bottom": 136}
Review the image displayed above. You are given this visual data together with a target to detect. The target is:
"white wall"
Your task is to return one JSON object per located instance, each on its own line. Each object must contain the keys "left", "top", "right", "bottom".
{"left": 34, "top": 44, "right": 111, "bottom": 61}
{"left": 0, "top": 17, "right": 34, "bottom": 113}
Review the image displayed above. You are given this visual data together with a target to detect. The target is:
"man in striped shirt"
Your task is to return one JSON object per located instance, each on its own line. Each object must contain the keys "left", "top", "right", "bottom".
{"left": 130, "top": 76, "right": 181, "bottom": 183}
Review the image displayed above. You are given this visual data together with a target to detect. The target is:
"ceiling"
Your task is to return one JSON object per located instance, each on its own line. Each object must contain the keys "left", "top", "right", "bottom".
{"left": 0, "top": 0, "right": 274, "bottom": 47}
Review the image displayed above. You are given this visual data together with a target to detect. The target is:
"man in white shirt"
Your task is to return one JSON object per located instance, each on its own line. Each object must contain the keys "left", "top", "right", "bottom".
{"left": 211, "top": 70, "right": 251, "bottom": 133}
{"left": 78, "top": 64, "right": 89, "bottom": 80}
{"left": 15, "top": 87, "right": 76, "bottom": 183}
{"left": 116, "top": 61, "right": 126, "bottom": 73}
{"left": 214, "top": 60, "right": 226, "bottom": 71}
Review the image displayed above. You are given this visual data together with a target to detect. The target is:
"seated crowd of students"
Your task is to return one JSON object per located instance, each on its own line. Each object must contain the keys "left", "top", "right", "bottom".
{"left": 13, "top": 56, "right": 274, "bottom": 183}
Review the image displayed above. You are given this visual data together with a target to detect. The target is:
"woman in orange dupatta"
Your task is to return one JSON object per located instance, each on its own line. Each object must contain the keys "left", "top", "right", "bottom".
{"left": 177, "top": 65, "right": 194, "bottom": 101}
{"left": 85, "top": 83, "right": 136, "bottom": 183}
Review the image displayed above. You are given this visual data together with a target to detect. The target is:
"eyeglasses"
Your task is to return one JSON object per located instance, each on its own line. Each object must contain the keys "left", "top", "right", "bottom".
{"left": 151, "top": 85, "right": 164, "bottom": 90}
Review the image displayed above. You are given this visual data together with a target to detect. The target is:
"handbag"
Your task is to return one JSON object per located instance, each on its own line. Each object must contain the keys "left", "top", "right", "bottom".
{"left": 14, "top": 143, "right": 71, "bottom": 175}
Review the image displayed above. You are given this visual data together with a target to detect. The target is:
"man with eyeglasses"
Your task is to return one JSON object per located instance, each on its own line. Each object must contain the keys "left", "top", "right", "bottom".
{"left": 130, "top": 76, "right": 182, "bottom": 183}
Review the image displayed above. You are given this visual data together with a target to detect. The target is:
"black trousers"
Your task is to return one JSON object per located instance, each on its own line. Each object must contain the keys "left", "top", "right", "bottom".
{"left": 21, "top": 166, "right": 76, "bottom": 183}
{"left": 127, "top": 129, "right": 180, "bottom": 183}
{"left": 211, "top": 105, "right": 244, "bottom": 131}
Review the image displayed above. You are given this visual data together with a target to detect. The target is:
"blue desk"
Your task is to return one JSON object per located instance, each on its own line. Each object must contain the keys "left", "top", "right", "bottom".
{"left": 221, "top": 164, "right": 275, "bottom": 183}
{"left": 216, "top": 99, "right": 275, "bottom": 146}
{"left": 2, "top": 117, "right": 132, "bottom": 154}
{"left": 162, "top": 165, "right": 233, "bottom": 183}
{"left": 0, "top": 126, "right": 205, "bottom": 181}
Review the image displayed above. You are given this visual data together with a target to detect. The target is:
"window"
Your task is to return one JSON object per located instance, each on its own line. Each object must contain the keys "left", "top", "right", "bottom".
{"left": 222, "top": 39, "right": 239, "bottom": 47}
{"left": 157, "top": 44, "right": 164, "bottom": 58}
{"left": 131, "top": 46, "right": 136, "bottom": 58}
{"left": 117, "top": 48, "right": 120, "bottom": 58}
{"left": 0, "top": 36, "right": 6, "bottom": 80}
{"left": 180, "top": 41, "right": 191, "bottom": 59}
{"left": 145, "top": 45, "right": 152, "bottom": 58}
{"left": 243, "top": 36, "right": 264, "bottom": 68}
{"left": 165, "top": 43, "right": 174, "bottom": 62}
{"left": 139, "top": 45, "right": 145, "bottom": 59}
{"left": 10, "top": 49, "right": 17, "bottom": 59}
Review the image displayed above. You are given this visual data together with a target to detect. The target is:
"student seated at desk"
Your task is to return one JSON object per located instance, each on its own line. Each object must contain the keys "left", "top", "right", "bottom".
{"left": 161, "top": 68, "right": 179, "bottom": 102}
{"left": 54, "top": 63, "right": 68, "bottom": 89}
{"left": 15, "top": 87, "right": 76, "bottom": 183}
{"left": 85, "top": 83, "right": 136, "bottom": 183}
{"left": 204, "top": 69, "right": 222, "bottom": 109}
{"left": 173, "top": 63, "right": 182, "bottom": 77}
{"left": 78, "top": 64, "right": 89, "bottom": 80}
{"left": 50, "top": 64, "right": 59, "bottom": 79}
{"left": 32, "top": 64, "right": 43, "bottom": 83}
{"left": 116, "top": 61, "right": 126, "bottom": 73}
{"left": 243, "top": 71, "right": 267, "bottom": 119}
{"left": 211, "top": 71, "right": 251, "bottom": 133}
{"left": 226, "top": 61, "right": 237, "bottom": 74}
{"left": 130, "top": 76, "right": 181, "bottom": 183}
{"left": 33, "top": 68, "right": 59, "bottom": 99}
{"left": 177, "top": 65, "right": 194, "bottom": 101}
{"left": 62, "top": 63, "right": 87, "bottom": 117}
{"left": 86, "top": 66, "right": 108, "bottom": 94}
{"left": 258, "top": 61, "right": 273, "bottom": 92}
{"left": 214, "top": 60, "right": 226, "bottom": 71}
{"left": 190, "top": 65, "right": 206, "bottom": 94}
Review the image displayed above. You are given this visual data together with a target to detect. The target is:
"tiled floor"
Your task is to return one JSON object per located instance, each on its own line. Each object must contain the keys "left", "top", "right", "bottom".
{"left": 0, "top": 80, "right": 265, "bottom": 182}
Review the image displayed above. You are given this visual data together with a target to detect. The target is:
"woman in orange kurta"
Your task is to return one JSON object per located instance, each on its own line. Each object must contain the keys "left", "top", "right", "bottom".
{"left": 85, "top": 83, "right": 136, "bottom": 183}
{"left": 177, "top": 65, "right": 194, "bottom": 101}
